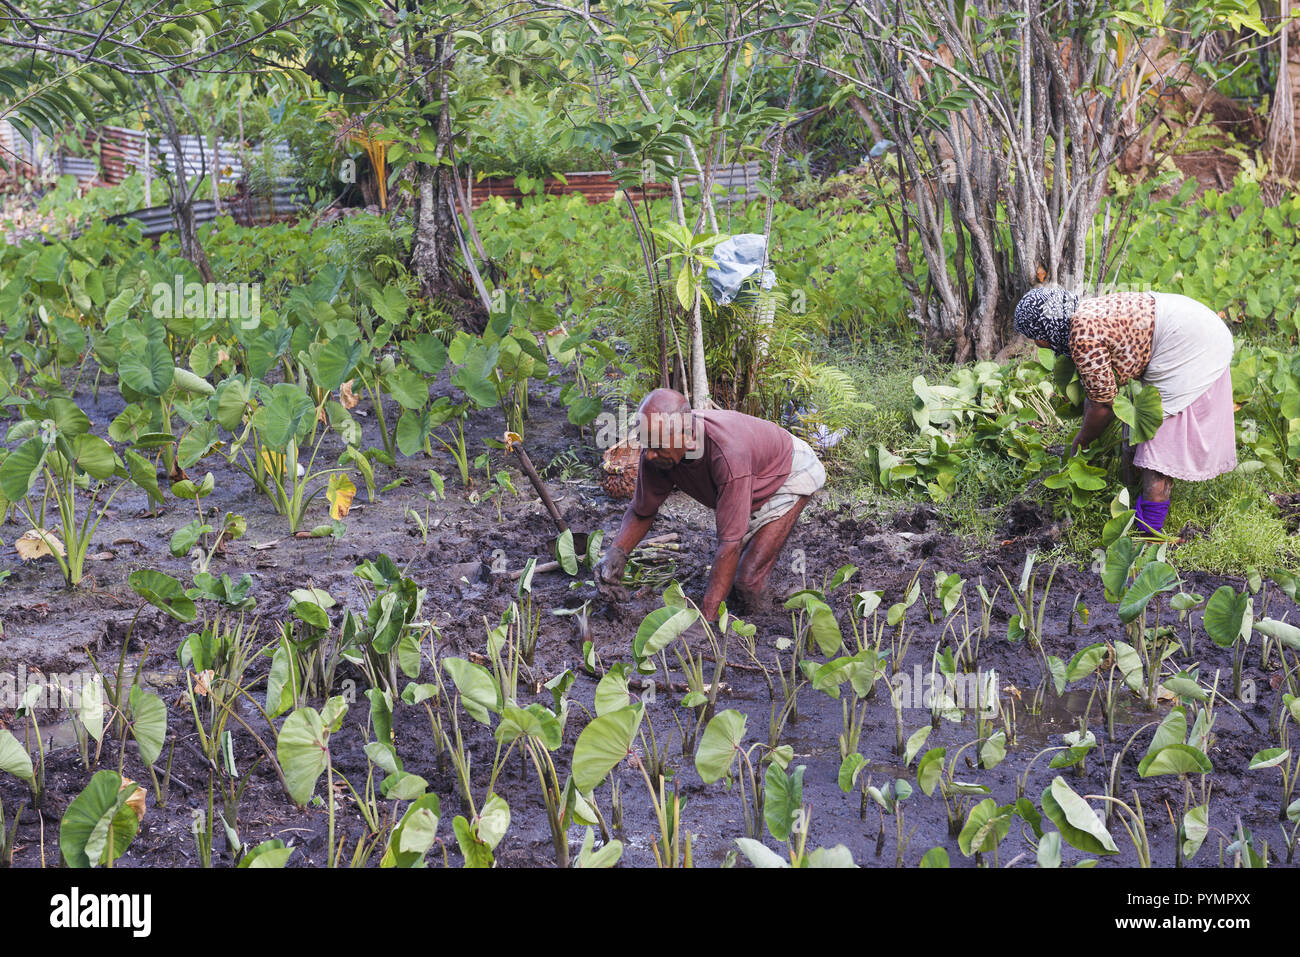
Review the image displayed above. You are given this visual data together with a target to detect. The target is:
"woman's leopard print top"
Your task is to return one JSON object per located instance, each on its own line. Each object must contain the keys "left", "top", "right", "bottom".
{"left": 1067, "top": 293, "right": 1156, "bottom": 404}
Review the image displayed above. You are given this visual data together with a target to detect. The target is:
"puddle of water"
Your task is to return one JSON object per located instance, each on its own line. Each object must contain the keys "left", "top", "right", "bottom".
{"left": 1009, "top": 689, "right": 1143, "bottom": 746}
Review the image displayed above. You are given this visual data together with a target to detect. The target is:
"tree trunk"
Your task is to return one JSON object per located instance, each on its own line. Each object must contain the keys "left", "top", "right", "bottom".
{"left": 149, "top": 82, "right": 213, "bottom": 284}
{"left": 1267, "top": 0, "right": 1299, "bottom": 179}
{"left": 690, "top": 288, "right": 708, "bottom": 409}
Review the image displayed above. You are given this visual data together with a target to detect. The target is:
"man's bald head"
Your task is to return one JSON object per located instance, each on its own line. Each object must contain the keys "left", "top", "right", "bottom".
{"left": 638, "top": 388, "right": 691, "bottom": 418}
{"left": 636, "top": 389, "right": 697, "bottom": 470}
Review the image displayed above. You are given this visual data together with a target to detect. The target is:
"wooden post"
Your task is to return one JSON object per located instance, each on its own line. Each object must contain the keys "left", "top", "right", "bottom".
{"left": 210, "top": 128, "right": 222, "bottom": 214}
{"left": 142, "top": 132, "right": 151, "bottom": 207}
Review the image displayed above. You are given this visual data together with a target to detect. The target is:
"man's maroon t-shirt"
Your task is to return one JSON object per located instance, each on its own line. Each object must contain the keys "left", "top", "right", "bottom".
{"left": 630, "top": 409, "right": 794, "bottom": 543}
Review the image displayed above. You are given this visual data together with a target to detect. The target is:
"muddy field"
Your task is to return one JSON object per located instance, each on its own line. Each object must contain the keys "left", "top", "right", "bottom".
{"left": 0, "top": 368, "right": 1296, "bottom": 869}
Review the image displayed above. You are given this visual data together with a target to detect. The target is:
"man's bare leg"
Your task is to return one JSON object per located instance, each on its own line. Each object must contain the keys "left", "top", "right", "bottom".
{"left": 730, "top": 495, "right": 812, "bottom": 610}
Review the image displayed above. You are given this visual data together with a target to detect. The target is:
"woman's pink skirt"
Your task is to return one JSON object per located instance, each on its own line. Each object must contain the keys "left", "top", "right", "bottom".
{"left": 1132, "top": 367, "right": 1237, "bottom": 481}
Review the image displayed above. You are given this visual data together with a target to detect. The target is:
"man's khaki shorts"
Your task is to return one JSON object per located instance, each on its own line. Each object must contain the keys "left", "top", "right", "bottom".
{"left": 742, "top": 435, "right": 826, "bottom": 547}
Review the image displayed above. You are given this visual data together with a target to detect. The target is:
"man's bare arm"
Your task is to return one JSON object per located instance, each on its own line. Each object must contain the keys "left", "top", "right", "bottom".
{"left": 701, "top": 540, "right": 743, "bottom": 620}
{"left": 596, "top": 507, "right": 655, "bottom": 589}
{"left": 611, "top": 507, "right": 655, "bottom": 554}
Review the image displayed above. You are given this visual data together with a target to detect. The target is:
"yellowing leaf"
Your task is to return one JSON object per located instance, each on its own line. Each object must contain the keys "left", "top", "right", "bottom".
{"left": 15, "top": 528, "right": 65, "bottom": 560}
{"left": 503, "top": 431, "right": 522, "bottom": 451}
{"left": 260, "top": 449, "right": 285, "bottom": 481}
{"left": 327, "top": 473, "right": 356, "bottom": 520}
{"left": 120, "top": 777, "right": 146, "bottom": 822}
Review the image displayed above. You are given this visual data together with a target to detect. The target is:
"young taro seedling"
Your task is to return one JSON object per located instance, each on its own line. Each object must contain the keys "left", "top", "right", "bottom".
{"left": 351, "top": 555, "right": 430, "bottom": 698}
{"left": 1248, "top": 692, "right": 1300, "bottom": 824}
{"left": 913, "top": 742, "right": 993, "bottom": 838}
{"left": 731, "top": 761, "right": 858, "bottom": 868}
{"left": 168, "top": 471, "right": 246, "bottom": 574}
{"left": 695, "top": 708, "right": 794, "bottom": 840}
{"left": 864, "top": 776, "right": 914, "bottom": 866}
{"left": 1134, "top": 704, "right": 1216, "bottom": 865}
{"left": 0, "top": 690, "right": 44, "bottom": 806}
{"left": 1203, "top": 584, "right": 1254, "bottom": 700}
{"left": 804, "top": 642, "right": 884, "bottom": 761}
{"left": 1100, "top": 536, "right": 1180, "bottom": 710}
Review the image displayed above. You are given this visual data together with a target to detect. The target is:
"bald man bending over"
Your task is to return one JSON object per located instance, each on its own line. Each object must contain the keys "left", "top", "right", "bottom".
{"left": 595, "top": 389, "right": 826, "bottom": 620}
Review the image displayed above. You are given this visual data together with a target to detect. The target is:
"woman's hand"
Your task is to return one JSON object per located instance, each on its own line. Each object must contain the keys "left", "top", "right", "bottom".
{"left": 1071, "top": 398, "right": 1115, "bottom": 457}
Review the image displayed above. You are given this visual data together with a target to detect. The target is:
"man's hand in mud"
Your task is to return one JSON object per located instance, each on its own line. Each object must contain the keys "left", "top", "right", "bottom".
{"left": 594, "top": 545, "right": 629, "bottom": 603}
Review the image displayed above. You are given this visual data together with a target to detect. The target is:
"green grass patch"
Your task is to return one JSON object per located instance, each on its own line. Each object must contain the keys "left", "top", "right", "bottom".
{"left": 1166, "top": 471, "right": 1300, "bottom": 574}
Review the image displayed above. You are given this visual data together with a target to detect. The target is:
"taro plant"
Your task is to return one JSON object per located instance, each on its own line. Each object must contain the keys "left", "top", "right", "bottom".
{"left": 168, "top": 471, "right": 246, "bottom": 574}
{"left": 1137, "top": 705, "right": 1215, "bottom": 866}
{"left": 731, "top": 763, "right": 859, "bottom": 869}
{"left": 265, "top": 586, "right": 361, "bottom": 711}
{"left": 1100, "top": 536, "right": 1180, "bottom": 710}
{"left": 695, "top": 708, "right": 793, "bottom": 841}
{"left": 220, "top": 380, "right": 356, "bottom": 533}
{"left": 913, "top": 742, "right": 993, "bottom": 838}
{"left": 569, "top": 702, "right": 694, "bottom": 865}
{"left": 804, "top": 643, "right": 884, "bottom": 762}
{"left": 864, "top": 777, "right": 914, "bottom": 866}
{"left": 277, "top": 696, "right": 353, "bottom": 866}
{"left": 885, "top": 567, "right": 924, "bottom": 677}
{"left": 380, "top": 794, "right": 445, "bottom": 869}
{"left": 1041, "top": 775, "right": 1124, "bottom": 864}
{"left": 59, "top": 770, "right": 146, "bottom": 868}
{"left": 0, "top": 396, "right": 153, "bottom": 587}
{"left": 54, "top": 674, "right": 106, "bottom": 773}
{"left": 351, "top": 554, "right": 429, "bottom": 698}
{"left": 956, "top": 796, "right": 1026, "bottom": 867}
{"left": 494, "top": 697, "right": 594, "bottom": 868}
{"left": 1203, "top": 584, "right": 1254, "bottom": 699}
{"left": 0, "top": 793, "right": 20, "bottom": 867}
{"left": 999, "top": 551, "right": 1059, "bottom": 675}
{"left": 101, "top": 314, "right": 218, "bottom": 480}
{"left": 1249, "top": 693, "right": 1300, "bottom": 823}
{"left": 627, "top": 586, "right": 716, "bottom": 756}
{"left": 0, "top": 722, "right": 39, "bottom": 806}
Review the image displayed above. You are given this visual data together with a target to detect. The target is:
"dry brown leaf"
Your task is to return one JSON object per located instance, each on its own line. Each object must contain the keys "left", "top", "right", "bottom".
{"left": 216, "top": 348, "right": 231, "bottom": 364}
{"left": 339, "top": 380, "right": 360, "bottom": 410}
{"left": 15, "top": 528, "right": 65, "bottom": 561}
{"left": 251, "top": 540, "right": 279, "bottom": 550}
{"left": 120, "top": 777, "right": 147, "bottom": 821}
{"left": 194, "top": 669, "right": 214, "bottom": 697}
{"left": 86, "top": 551, "right": 117, "bottom": 562}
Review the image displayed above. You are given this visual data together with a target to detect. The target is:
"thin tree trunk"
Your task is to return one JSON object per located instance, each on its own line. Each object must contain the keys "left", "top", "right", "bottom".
{"left": 149, "top": 80, "right": 213, "bottom": 283}
{"left": 690, "top": 288, "right": 708, "bottom": 408}
{"left": 1267, "top": 0, "right": 1298, "bottom": 179}
{"left": 410, "top": 35, "right": 478, "bottom": 325}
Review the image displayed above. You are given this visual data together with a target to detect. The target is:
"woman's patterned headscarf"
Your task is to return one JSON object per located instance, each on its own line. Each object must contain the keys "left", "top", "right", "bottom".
{"left": 1014, "top": 285, "right": 1079, "bottom": 355}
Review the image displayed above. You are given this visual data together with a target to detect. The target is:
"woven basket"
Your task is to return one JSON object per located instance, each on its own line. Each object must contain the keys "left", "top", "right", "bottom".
{"left": 600, "top": 436, "right": 641, "bottom": 499}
